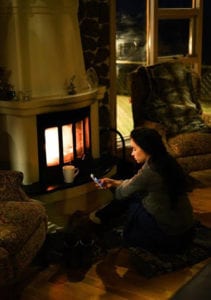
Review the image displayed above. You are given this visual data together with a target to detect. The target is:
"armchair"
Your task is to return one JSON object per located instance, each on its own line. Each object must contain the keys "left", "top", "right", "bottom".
{"left": 129, "top": 60, "right": 211, "bottom": 173}
{"left": 0, "top": 170, "right": 48, "bottom": 287}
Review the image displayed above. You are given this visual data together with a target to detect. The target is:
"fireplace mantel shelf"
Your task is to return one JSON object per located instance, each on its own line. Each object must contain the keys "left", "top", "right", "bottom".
{"left": 0, "top": 87, "right": 105, "bottom": 117}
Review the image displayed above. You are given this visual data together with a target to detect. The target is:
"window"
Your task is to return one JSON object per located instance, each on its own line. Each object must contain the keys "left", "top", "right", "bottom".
{"left": 147, "top": 0, "right": 202, "bottom": 69}
{"left": 116, "top": 0, "right": 203, "bottom": 140}
{"left": 116, "top": 0, "right": 146, "bottom": 140}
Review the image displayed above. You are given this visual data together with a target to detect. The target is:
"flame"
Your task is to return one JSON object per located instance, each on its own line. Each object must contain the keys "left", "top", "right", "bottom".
{"left": 62, "top": 124, "right": 74, "bottom": 163}
{"left": 45, "top": 127, "right": 60, "bottom": 166}
{"left": 44, "top": 119, "right": 89, "bottom": 166}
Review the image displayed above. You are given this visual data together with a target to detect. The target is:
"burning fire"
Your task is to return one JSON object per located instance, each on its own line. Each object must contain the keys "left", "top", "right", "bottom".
{"left": 44, "top": 119, "right": 89, "bottom": 167}
{"left": 45, "top": 125, "right": 74, "bottom": 166}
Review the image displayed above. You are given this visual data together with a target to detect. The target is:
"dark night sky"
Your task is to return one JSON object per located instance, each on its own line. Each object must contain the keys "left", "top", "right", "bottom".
{"left": 117, "top": 0, "right": 145, "bottom": 15}
{"left": 117, "top": 0, "right": 211, "bottom": 64}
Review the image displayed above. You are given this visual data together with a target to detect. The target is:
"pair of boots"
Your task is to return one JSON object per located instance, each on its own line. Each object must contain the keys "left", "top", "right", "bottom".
{"left": 64, "top": 237, "right": 107, "bottom": 269}
{"left": 63, "top": 210, "right": 107, "bottom": 268}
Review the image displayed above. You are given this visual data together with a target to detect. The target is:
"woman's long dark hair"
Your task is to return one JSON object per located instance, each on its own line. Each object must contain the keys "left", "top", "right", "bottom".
{"left": 130, "top": 127, "right": 188, "bottom": 207}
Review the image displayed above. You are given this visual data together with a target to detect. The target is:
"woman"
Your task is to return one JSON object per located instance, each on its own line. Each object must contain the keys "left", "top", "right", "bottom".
{"left": 89, "top": 127, "right": 194, "bottom": 253}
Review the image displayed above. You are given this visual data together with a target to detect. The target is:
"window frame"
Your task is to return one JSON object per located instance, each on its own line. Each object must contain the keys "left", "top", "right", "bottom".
{"left": 146, "top": 0, "right": 203, "bottom": 73}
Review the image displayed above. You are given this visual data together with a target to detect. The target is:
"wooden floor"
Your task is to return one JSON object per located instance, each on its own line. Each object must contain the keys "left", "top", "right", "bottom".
{"left": 10, "top": 169, "right": 210, "bottom": 300}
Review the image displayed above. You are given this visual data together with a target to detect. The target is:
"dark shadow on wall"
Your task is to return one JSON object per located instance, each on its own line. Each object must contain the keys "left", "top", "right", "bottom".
{"left": 0, "top": 131, "right": 13, "bottom": 169}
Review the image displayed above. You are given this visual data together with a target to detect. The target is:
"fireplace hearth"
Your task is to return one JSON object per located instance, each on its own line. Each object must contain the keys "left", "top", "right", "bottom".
{"left": 23, "top": 154, "right": 115, "bottom": 198}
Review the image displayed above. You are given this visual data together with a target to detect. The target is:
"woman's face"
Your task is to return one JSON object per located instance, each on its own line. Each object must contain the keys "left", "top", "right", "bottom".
{"left": 130, "top": 138, "right": 151, "bottom": 164}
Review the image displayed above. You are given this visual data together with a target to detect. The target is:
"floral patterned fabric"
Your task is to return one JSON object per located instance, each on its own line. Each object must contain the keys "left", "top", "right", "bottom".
{"left": 0, "top": 170, "right": 30, "bottom": 202}
{"left": 168, "top": 131, "right": 211, "bottom": 157}
{"left": 0, "top": 201, "right": 47, "bottom": 255}
{"left": 0, "top": 170, "right": 48, "bottom": 286}
{"left": 0, "top": 247, "right": 14, "bottom": 284}
{"left": 177, "top": 153, "right": 211, "bottom": 173}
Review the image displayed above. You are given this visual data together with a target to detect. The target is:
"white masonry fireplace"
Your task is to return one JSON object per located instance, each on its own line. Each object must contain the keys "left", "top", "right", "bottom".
{"left": 0, "top": 0, "right": 100, "bottom": 185}
{"left": 0, "top": 0, "right": 115, "bottom": 213}
{"left": 0, "top": 89, "right": 102, "bottom": 185}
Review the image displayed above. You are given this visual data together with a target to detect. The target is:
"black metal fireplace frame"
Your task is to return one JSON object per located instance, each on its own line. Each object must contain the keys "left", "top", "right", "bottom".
{"left": 36, "top": 106, "right": 91, "bottom": 185}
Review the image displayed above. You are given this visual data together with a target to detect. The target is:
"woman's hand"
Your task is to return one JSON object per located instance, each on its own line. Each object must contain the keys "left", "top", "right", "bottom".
{"left": 99, "top": 177, "right": 123, "bottom": 189}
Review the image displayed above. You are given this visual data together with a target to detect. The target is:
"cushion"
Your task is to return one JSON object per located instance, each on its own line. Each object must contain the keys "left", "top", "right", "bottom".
{"left": 168, "top": 131, "right": 211, "bottom": 157}
{"left": 133, "top": 61, "right": 209, "bottom": 137}
{"left": 0, "top": 170, "right": 29, "bottom": 202}
{"left": 177, "top": 153, "right": 211, "bottom": 173}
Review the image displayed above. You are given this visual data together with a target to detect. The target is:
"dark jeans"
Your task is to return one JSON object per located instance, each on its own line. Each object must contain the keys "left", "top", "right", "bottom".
{"left": 95, "top": 195, "right": 194, "bottom": 253}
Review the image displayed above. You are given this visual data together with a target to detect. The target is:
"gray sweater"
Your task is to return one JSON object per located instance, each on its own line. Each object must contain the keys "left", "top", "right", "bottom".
{"left": 115, "top": 162, "right": 194, "bottom": 235}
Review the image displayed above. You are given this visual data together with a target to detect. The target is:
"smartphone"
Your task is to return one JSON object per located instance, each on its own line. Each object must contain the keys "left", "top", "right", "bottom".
{"left": 90, "top": 173, "right": 103, "bottom": 189}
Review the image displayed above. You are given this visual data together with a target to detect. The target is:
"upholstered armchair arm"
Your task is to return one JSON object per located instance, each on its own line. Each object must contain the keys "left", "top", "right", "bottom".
{"left": 0, "top": 170, "right": 30, "bottom": 202}
{"left": 0, "top": 247, "right": 13, "bottom": 284}
{"left": 0, "top": 200, "right": 47, "bottom": 227}
{"left": 0, "top": 200, "right": 47, "bottom": 258}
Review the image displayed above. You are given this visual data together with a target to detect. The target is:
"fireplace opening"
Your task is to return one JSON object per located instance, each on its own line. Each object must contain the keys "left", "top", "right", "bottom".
{"left": 37, "top": 107, "right": 92, "bottom": 185}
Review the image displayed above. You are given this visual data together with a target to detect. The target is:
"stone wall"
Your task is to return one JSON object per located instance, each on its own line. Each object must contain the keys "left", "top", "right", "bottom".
{"left": 79, "top": 0, "right": 112, "bottom": 154}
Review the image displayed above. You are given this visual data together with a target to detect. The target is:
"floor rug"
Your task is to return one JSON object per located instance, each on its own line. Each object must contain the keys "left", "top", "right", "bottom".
{"left": 36, "top": 215, "right": 211, "bottom": 279}
{"left": 104, "top": 221, "right": 211, "bottom": 278}
{"left": 127, "top": 222, "right": 211, "bottom": 278}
